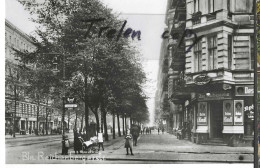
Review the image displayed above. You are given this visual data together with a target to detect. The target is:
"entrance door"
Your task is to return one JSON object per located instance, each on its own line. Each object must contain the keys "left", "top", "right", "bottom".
{"left": 210, "top": 102, "right": 223, "bottom": 138}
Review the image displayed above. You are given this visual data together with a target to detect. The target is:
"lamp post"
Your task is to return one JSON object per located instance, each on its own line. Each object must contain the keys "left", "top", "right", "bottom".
{"left": 52, "top": 52, "right": 66, "bottom": 155}
{"left": 124, "top": 113, "right": 127, "bottom": 134}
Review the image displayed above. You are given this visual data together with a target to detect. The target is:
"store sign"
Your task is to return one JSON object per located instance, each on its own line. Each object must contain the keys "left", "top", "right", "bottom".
{"left": 245, "top": 104, "right": 254, "bottom": 120}
{"left": 197, "top": 102, "right": 207, "bottom": 125}
{"left": 234, "top": 100, "right": 244, "bottom": 125}
{"left": 235, "top": 85, "right": 254, "bottom": 96}
{"left": 223, "top": 100, "right": 233, "bottom": 125}
{"left": 65, "top": 97, "right": 77, "bottom": 108}
{"left": 194, "top": 75, "right": 211, "bottom": 85}
{"left": 198, "top": 92, "right": 231, "bottom": 101}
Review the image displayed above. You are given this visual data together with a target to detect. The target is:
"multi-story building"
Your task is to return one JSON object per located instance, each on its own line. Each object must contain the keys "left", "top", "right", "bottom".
{"left": 157, "top": 0, "right": 254, "bottom": 146}
{"left": 5, "top": 19, "right": 61, "bottom": 135}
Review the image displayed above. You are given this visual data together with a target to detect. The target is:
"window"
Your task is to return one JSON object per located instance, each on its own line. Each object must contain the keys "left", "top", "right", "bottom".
{"left": 250, "top": 36, "right": 254, "bottom": 70}
{"left": 234, "top": 0, "right": 252, "bottom": 13}
{"left": 194, "top": 0, "right": 200, "bottom": 13}
{"left": 228, "top": 35, "right": 232, "bottom": 69}
{"left": 209, "top": 0, "right": 215, "bottom": 13}
{"left": 194, "top": 39, "right": 202, "bottom": 72}
{"left": 208, "top": 36, "right": 217, "bottom": 70}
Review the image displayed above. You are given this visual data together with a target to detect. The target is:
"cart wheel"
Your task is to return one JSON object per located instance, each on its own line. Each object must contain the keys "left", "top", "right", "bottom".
{"left": 92, "top": 147, "right": 96, "bottom": 153}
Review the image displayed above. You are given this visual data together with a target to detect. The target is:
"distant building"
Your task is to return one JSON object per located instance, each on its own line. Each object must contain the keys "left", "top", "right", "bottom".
{"left": 156, "top": 0, "right": 254, "bottom": 146}
{"left": 5, "top": 19, "right": 60, "bottom": 135}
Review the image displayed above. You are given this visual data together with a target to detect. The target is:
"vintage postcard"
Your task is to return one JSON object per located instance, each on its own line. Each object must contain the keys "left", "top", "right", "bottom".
{"left": 5, "top": 0, "right": 256, "bottom": 167}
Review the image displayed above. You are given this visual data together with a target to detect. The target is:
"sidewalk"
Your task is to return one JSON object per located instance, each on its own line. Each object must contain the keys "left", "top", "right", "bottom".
{"left": 88, "top": 132, "right": 253, "bottom": 163}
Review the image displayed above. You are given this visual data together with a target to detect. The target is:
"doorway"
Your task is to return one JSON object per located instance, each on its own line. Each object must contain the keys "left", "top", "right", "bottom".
{"left": 210, "top": 101, "right": 223, "bottom": 138}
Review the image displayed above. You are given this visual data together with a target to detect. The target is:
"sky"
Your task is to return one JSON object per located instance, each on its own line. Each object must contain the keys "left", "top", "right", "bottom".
{"left": 5, "top": 0, "right": 168, "bottom": 126}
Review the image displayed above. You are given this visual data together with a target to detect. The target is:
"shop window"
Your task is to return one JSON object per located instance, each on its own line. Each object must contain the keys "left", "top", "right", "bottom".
{"left": 208, "top": 35, "right": 217, "bottom": 70}
{"left": 197, "top": 102, "right": 207, "bottom": 125}
{"left": 234, "top": 100, "right": 244, "bottom": 125}
{"left": 194, "top": 39, "right": 202, "bottom": 72}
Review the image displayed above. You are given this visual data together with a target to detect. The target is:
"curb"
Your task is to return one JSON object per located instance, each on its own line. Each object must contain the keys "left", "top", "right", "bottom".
{"left": 104, "top": 157, "right": 254, "bottom": 163}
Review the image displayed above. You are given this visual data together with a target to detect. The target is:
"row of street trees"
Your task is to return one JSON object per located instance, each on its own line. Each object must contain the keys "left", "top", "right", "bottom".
{"left": 14, "top": 0, "right": 149, "bottom": 140}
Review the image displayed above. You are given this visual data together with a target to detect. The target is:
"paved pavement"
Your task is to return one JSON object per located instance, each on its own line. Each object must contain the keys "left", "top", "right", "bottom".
{"left": 6, "top": 130, "right": 254, "bottom": 164}
{"left": 90, "top": 132, "right": 254, "bottom": 163}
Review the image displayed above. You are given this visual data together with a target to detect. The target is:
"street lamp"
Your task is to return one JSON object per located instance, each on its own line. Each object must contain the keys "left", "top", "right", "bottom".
{"left": 51, "top": 53, "right": 67, "bottom": 155}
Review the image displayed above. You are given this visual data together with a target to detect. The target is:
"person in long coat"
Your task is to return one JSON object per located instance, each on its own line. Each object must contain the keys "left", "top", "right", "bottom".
{"left": 131, "top": 126, "right": 139, "bottom": 146}
{"left": 74, "top": 129, "right": 82, "bottom": 154}
{"left": 125, "top": 132, "right": 134, "bottom": 155}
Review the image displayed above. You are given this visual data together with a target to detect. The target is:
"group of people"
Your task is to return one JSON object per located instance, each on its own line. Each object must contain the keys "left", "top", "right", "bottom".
{"left": 141, "top": 127, "right": 152, "bottom": 134}
{"left": 157, "top": 127, "right": 165, "bottom": 135}
{"left": 62, "top": 126, "right": 142, "bottom": 156}
{"left": 62, "top": 128, "right": 105, "bottom": 155}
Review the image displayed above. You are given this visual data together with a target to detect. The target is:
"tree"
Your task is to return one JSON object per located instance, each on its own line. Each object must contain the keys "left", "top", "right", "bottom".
{"left": 18, "top": 0, "right": 150, "bottom": 140}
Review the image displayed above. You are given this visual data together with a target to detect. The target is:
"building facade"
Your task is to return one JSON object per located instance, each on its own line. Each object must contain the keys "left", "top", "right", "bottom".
{"left": 5, "top": 19, "right": 61, "bottom": 135}
{"left": 157, "top": 0, "right": 254, "bottom": 147}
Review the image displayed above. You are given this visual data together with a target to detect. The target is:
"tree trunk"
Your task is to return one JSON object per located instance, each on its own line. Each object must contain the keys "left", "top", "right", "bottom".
{"left": 125, "top": 116, "right": 127, "bottom": 134}
{"left": 84, "top": 76, "right": 89, "bottom": 140}
{"left": 112, "top": 111, "right": 115, "bottom": 139}
{"left": 45, "top": 99, "right": 49, "bottom": 135}
{"left": 13, "top": 84, "right": 17, "bottom": 138}
{"left": 74, "top": 112, "right": 78, "bottom": 130}
{"left": 130, "top": 117, "right": 132, "bottom": 127}
{"left": 101, "top": 109, "right": 103, "bottom": 133}
{"left": 122, "top": 115, "right": 125, "bottom": 135}
{"left": 67, "top": 110, "right": 70, "bottom": 130}
{"left": 84, "top": 104, "right": 89, "bottom": 140}
{"left": 101, "top": 102, "right": 108, "bottom": 141}
{"left": 36, "top": 96, "right": 40, "bottom": 136}
{"left": 117, "top": 112, "right": 121, "bottom": 137}
{"left": 93, "top": 109, "right": 99, "bottom": 134}
{"left": 80, "top": 114, "right": 84, "bottom": 132}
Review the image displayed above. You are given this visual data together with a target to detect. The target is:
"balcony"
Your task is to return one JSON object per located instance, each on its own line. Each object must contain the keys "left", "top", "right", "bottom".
{"left": 163, "top": 78, "right": 168, "bottom": 92}
{"left": 171, "top": 47, "right": 185, "bottom": 71}
{"left": 162, "top": 58, "right": 169, "bottom": 73}
{"left": 174, "top": 0, "right": 186, "bottom": 21}
{"left": 191, "top": 11, "right": 202, "bottom": 25}
{"left": 170, "top": 22, "right": 185, "bottom": 38}
{"left": 170, "top": 77, "right": 190, "bottom": 104}
{"left": 185, "top": 69, "right": 254, "bottom": 86}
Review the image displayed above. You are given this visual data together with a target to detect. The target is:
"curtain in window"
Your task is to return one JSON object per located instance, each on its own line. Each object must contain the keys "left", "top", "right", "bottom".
{"left": 208, "top": 36, "right": 217, "bottom": 70}
{"left": 194, "top": 40, "right": 202, "bottom": 72}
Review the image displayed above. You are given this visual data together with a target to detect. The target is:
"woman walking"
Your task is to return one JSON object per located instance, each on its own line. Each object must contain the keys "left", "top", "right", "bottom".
{"left": 74, "top": 128, "right": 82, "bottom": 154}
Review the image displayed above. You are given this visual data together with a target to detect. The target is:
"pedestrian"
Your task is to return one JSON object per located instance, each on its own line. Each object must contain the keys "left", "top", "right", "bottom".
{"left": 132, "top": 126, "right": 139, "bottom": 146}
{"left": 29, "top": 126, "right": 32, "bottom": 135}
{"left": 125, "top": 131, "right": 134, "bottom": 155}
{"left": 98, "top": 131, "right": 104, "bottom": 151}
{"left": 74, "top": 128, "right": 82, "bottom": 154}
{"left": 158, "top": 127, "right": 160, "bottom": 135}
{"left": 62, "top": 135, "right": 70, "bottom": 155}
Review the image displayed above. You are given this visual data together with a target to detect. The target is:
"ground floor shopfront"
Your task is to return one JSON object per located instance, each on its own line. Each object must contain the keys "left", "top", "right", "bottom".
{"left": 184, "top": 84, "right": 254, "bottom": 147}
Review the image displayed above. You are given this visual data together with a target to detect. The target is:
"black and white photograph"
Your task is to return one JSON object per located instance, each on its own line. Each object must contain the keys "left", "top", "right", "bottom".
{"left": 4, "top": 0, "right": 256, "bottom": 166}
